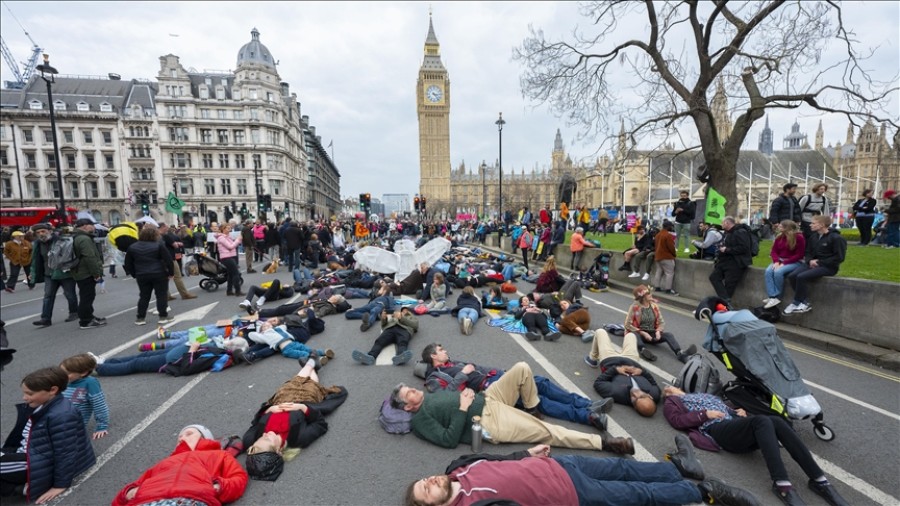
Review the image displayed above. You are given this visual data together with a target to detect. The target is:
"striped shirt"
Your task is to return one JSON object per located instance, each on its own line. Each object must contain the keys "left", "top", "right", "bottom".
{"left": 63, "top": 376, "right": 110, "bottom": 432}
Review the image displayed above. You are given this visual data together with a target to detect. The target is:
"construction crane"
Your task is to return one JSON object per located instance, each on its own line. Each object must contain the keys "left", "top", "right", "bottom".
{"left": 1, "top": 1, "right": 42, "bottom": 89}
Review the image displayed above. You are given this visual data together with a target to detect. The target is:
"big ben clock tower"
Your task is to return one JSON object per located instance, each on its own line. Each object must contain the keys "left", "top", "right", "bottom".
{"left": 417, "top": 14, "right": 451, "bottom": 211}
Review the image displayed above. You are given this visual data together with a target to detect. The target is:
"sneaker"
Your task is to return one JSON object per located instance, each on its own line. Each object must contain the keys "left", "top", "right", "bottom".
{"left": 683, "top": 248, "right": 690, "bottom": 253}
{"left": 793, "top": 302, "right": 811, "bottom": 314}
{"left": 134, "top": 318, "right": 147, "bottom": 326}
{"left": 392, "top": 349, "right": 413, "bottom": 366}
{"left": 80, "top": 318, "right": 107, "bottom": 329}
{"left": 157, "top": 326, "right": 169, "bottom": 340}
{"left": 639, "top": 348, "right": 658, "bottom": 362}
{"left": 239, "top": 300, "right": 252, "bottom": 311}
{"left": 628, "top": 272, "right": 640, "bottom": 278}
{"left": 584, "top": 355, "right": 599, "bottom": 368}
{"left": 360, "top": 319, "right": 372, "bottom": 332}
{"left": 588, "top": 412, "right": 608, "bottom": 432}
{"left": 641, "top": 273, "right": 650, "bottom": 281}
{"left": 525, "top": 331, "right": 541, "bottom": 341}
{"left": 462, "top": 318, "right": 473, "bottom": 335}
{"left": 87, "top": 351, "right": 105, "bottom": 365}
{"left": 699, "top": 479, "right": 761, "bottom": 506}
{"left": 783, "top": 303, "right": 800, "bottom": 314}
{"left": 664, "top": 289, "right": 679, "bottom": 296}
{"left": 581, "top": 330, "right": 595, "bottom": 343}
{"left": 151, "top": 306, "right": 172, "bottom": 315}
{"left": 65, "top": 313, "right": 79, "bottom": 322}
{"left": 94, "top": 316, "right": 107, "bottom": 322}
{"left": 32, "top": 320, "right": 52, "bottom": 328}
{"left": 167, "top": 294, "right": 177, "bottom": 301}
{"left": 772, "top": 484, "right": 805, "bottom": 506}
{"left": 158, "top": 316, "right": 175, "bottom": 325}
{"left": 543, "top": 331, "right": 562, "bottom": 342}
{"left": 807, "top": 479, "right": 849, "bottom": 506}
{"left": 764, "top": 297, "right": 781, "bottom": 309}
{"left": 351, "top": 349, "right": 375, "bottom": 365}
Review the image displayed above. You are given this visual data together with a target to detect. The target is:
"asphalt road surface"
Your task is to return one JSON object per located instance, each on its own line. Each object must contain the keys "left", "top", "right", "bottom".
{"left": 1, "top": 265, "right": 898, "bottom": 506}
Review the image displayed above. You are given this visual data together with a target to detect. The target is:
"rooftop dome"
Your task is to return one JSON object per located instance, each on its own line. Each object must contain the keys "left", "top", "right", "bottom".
{"left": 236, "top": 28, "right": 276, "bottom": 71}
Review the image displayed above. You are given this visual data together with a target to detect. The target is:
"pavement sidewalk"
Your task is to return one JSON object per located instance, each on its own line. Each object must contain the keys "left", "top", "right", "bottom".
{"left": 477, "top": 243, "right": 900, "bottom": 372}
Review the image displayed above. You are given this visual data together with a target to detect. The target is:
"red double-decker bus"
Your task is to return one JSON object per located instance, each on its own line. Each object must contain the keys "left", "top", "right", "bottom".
{"left": 0, "top": 207, "right": 79, "bottom": 229}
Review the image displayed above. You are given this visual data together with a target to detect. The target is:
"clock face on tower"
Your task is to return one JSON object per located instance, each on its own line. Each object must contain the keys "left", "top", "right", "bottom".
{"left": 426, "top": 85, "right": 443, "bottom": 103}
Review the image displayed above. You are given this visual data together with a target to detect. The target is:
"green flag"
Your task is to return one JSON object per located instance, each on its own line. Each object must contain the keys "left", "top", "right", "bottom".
{"left": 705, "top": 187, "right": 726, "bottom": 225}
{"left": 165, "top": 192, "right": 185, "bottom": 214}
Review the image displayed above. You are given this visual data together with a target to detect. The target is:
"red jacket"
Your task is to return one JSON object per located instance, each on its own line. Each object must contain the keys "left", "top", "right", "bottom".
{"left": 112, "top": 439, "right": 248, "bottom": 506}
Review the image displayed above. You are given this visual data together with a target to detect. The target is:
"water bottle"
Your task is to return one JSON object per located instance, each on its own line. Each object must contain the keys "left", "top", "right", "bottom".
{"left": 471, "top": 416, "right": 483, "bottom": 452}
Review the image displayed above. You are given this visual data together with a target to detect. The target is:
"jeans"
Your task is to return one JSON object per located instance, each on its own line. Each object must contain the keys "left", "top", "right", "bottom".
{"left": 554, "top": 455, "right": 702, "bottom": 506}
{"left": 293, "top": 266, "right": 314, "bottom": 283}
{"left": 787, "top": 264, "right": 837, "bottom": 304}
{"left": 344, "top": 295, "right": 394, "bottom": 324}
{"left": 40, "top": 277, "right": 78, "bottom": 321}
{"left": 456, "top": 307, "right": 479, "bottom": 324}
{"left": 887, "top": 221, "right": 900, "bottom": 247}
{"left": 136, "top": 275, "right": 169, "bottom": 319}
{"left": 76, "top": 277, "right": 98, "bottom": 325}
{"left": 534, "top": 375, "right": 592, "bottom": 424}
{"left": 5, "top": 263, "right": 25, "bottom": 289}
{"left": 675, "top": 222, "right": 692, "bottom": 251}
{"left": 764, "top": 262, "right": 802, "bottom": 298}
{"left": 97, "top": 345, "right": 188, "bottom": 376}
{"left": 707, "top": 415, "right": 823, "bottom": 483}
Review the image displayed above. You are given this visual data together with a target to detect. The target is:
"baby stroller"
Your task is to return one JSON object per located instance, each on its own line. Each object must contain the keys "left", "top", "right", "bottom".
{"left": 694, "top": 297, "right": 835, "bottom": 441}
{"left": 194, "top": 252, "right": 228, "bottom": 292}
{"left": 578, "top": 252, "right": 611, "bottom": 292}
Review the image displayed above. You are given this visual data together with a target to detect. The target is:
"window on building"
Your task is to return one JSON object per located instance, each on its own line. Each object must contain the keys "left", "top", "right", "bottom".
{"left": 105, "top": 154, "right": 115, "bottom": 169}
{"left": 235, "top": 154, "right": 246, "bottom": 169}
{"left": 205, "top": 77, "right": 212, "bottom": 86}
{"left": 233, "top": 130, "right": 245, "bottom": 145}
{"left": 267, "top": 92, "right": 274, "bottom": 102}
{"left": 250, "top": 108, "right": 259, "bottom": 120}
{"left": 236, "top": 178, "right": 248, "bottom": 195}
{"left": 200, "top": 109, "right": 211, "bottom": 119}
{"left": 264, "top": 110, "right": 274, "bottom": 122}
{"left": 250, "top": 89, "right": 258, "bottom": 100}
{"left": 169, "top": 127, "right": 188, "bottom": 142}
{"left": 0, "top": 125, "right": 4, "bottom": 140}
{"left": 83, "top": 130, "right": 93, "bottom": 144}
{"left": 28, "top": 100, "right": 42, "bottom": 110}
{"left": 28, "top": 180, "right": 40, "bottom": 198}
{"left": 1, "top": 177, "right": 11, "bottom": 198}
{"left": 219, "top": 154, "right": 229, "bottom": 168}
{"left": 43, "top": 129, "right": 54, "bottom": 143}
{"left": 251, "top": 129, "right": 261, "bottom": 144}
{"left": 23, "top": 129, "right": 33, "bottom": 143}
{"left": 0, "top": 149, "right": 7, "bottom": 166}
{"left": 171, "top": 69, "right": 177, "bottom": 78}
{"left": 233, "top": 110, "right": 243, "bottom": 120}
{"left": 99, "top": 102, "right": 112, "bottom": 112}
{"left": 63, "top": 130, "right": 74, "bottom": 143}
{"left": 171, "top": 153, "right": 191, "bottom": 168}
{"left": 85, "top": 154, "right": 96, "bottom": 169}
{"left": 217, "top": 129, "right": 228, "bottom": 144}
{"left": 216, "top": 88, "right": 225, "bottom": 100}
{"left": 200, "top": 129, "right": 212, "bottom": 143}
{"left": 267, "top": 130, "right": 279, "bottom": 145}
{"left": 202, "top": 153, "right": 213, "bottom": 168}
{"left": 47, "top": 153, "right": 57, "bottom": 169}
{"left": 252, "top": 154, "right": 262, "bottom": 169}
{"left": 66, "top": 154, "right": 76, "bottom": 169}
{"left": 69, "top": 180, "right": 80, "bottom": 198}
{"left": 53, "top": 100, "right": 66, "bottom": 111}
{"left": 25, "top": 153, "right": 36, "bottom": 169}
{"left": 233, "top": 89, "right": 242, "bottom": 101}
{"left": 77, "top": 102, "right": 89, "bottom": 112}
{"left": 102, "top": 131, "right": 112, "bottom": 145}
{"left": 220, "top": 179, "right": 232, "bottom": 195}
{"left": 217, "top": 109, "right": 227, "bottom": 119}
{"left": 204, "top": 178, "right": 216, "bottom": 195}
{"left": 167, "top": 105, "right": 187, "bottom": 118}
{"left": 199, "top": 87, "right": 209, "bottom": 99}
{"left": 86, "top": 180, "right": 99, "bottom": 198}
{"left": 107, "top": 181, "right": 118, "bottom": 198}
{"left": 270, "top": 180, "right": 282, "bottom": 196}
{"left": 179, "top": 179, "right": 193, "bottom": 195}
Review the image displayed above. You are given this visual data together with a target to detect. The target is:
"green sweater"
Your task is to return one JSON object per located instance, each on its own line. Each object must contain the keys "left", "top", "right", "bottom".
{"left": 410, "top": 390, "right": 485, "bottom": 449}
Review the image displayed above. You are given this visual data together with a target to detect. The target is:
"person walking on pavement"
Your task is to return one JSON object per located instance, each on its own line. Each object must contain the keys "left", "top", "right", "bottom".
{"left": 159, "top": 223, "right": 196, "bottom": 301}
{"left": 29, "top": 224, "right": 79, "bottom": 327}
{"left": 3, "top": 230, "right": 32, "bottom": 292}
{"left": 673, "top": 190, "right": 696, "bottom": 253}
{"left": 71, "top": 219, "right": 107, "bottom": 329}
{"left": 124, "top": 226, "right": 175, "bottom": 326}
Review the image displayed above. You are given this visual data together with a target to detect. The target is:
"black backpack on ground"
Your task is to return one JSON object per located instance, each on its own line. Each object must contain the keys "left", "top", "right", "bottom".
{"left": 751, "top": 305, "right": 781, "bottom": 323}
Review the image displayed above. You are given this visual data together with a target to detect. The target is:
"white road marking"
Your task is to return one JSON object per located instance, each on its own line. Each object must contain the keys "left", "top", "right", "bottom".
{"left": 375, "top": 344, "right": 397, "bottom": 365}
{"left": 55, "top": 373, "right": 210, "bottom": 502}
{"left": 803, "top": 380, "right": 900, "bottom": 422}
{"left": 0, "top": 293, "right": 49, "bottom": 308}
{"left": 812, "top": 452, "right": 899, "bottom": 506}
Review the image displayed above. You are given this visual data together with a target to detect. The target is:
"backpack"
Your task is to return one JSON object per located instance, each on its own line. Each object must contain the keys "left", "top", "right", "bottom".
{"left": 161, "top": 348, "right": 227, "bottom": 376}
{"left": 378, "top": 395, "right": 412, "bottom": 434}
{"left": 674, "top": 354, "right": 723, "bottom": 396}
{"left": 749, "top": 228, "right": 760, "bottom": 257}
{"left": 47, "top": 235, "right": 80, "bottom": 272}
{"left": 751, "top": 305, "right": 781, "bottom": 324}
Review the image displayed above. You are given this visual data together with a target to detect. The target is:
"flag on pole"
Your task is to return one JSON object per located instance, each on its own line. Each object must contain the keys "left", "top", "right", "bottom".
{"left": 327, "top": 140, "right": 333, "bottom": 148}
{"left": 165, "top": 192, "right": 185, "bottom": 214}
{"left": 705, "top": 187, "right": 726, "bottom": 225}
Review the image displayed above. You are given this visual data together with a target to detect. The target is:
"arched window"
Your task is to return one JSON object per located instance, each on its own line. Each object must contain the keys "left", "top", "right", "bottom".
{"left": 109, "top": 210, "right": 122, "bottom": 225}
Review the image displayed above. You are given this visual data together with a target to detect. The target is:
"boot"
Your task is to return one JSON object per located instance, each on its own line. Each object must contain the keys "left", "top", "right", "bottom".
{"left": 600, "top": 434, "right": 635, "bottom": 455}
{"left": 617, "top": 262, "right": 631, "bottom": 272}
{"left": 666, "top": 434, "right": 704, "bottom": 480}
{"left": 699, "top": 478, "right": 761, "bottom": 506}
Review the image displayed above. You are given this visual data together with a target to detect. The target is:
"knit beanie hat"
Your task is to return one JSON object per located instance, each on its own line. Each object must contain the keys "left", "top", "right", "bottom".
{"left": 180, "top": 424, "right": 214, "bottom": 440}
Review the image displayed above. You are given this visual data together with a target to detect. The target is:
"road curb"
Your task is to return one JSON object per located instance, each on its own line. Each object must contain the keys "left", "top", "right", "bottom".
{"left": 476, "top": 243, "right": 900, "bottom": 372}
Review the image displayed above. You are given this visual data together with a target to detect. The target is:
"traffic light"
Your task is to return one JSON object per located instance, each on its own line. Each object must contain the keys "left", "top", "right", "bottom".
{"left": 421, "top": 196, "right": 427, "bottom": 212}
{"left": 414, "top": 196, "right": 420, "bottom": 211}
{"left": 140, "top": 192, "right": 150, "bottom": 216}
{"left": 359, "top": 193, "right": 367, "bottom": 211}
{"left": 240, "top": 203, "right": 248, "bottom": 219}
{"left": 257, "top": 195, "right": 266, "bottom": 213}
{"left": 264, "top": 194, "right": 273, "bottom": 211}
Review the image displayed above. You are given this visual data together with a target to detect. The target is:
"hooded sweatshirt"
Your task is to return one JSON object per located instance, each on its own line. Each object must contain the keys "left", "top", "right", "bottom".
{"left": 449, "top": 458, "right": 577, "bottom": 506}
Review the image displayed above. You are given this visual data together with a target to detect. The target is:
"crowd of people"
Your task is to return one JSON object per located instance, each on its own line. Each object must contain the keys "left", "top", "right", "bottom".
{"left": 2, "top": 187, "right": 887, "bottom": 505}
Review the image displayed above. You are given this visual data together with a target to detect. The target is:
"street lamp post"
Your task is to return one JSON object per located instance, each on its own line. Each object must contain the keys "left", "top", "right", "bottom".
{"left": 480, "top": 161, "right": 487, "bottom": 219}
{"left": 35, "top": 54, "right": 67, "bottom": 224}
{"left": 495, "top": 112, "right": 505, "bottom": 226}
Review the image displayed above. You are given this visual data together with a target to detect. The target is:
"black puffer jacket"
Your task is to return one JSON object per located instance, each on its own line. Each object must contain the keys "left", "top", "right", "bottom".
{"left": 4, "top": 396, "right": 96, "bottom": 502}
{"left": 717, "top": 224, "right": 753, "bottom": 268}
{"left": 124, "top": 240, "right": 174, "bottom": 278}
{"left": 805, "top": 229, "right": 847, "bottom": 272}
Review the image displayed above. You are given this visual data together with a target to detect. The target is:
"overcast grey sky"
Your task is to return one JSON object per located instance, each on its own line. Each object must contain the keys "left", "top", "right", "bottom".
{"left": 2, "top": 1, "right": 897, "bottom": 200}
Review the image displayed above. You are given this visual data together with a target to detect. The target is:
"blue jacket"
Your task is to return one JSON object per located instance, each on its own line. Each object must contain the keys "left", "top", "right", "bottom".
{"left": 3, "top": 396, "right": 96, "bottom": 501}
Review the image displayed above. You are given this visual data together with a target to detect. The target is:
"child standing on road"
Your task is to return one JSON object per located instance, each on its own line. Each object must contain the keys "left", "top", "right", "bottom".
{"left": 60, "top": 353, "right": 111, "bottom": 440}
{"left": 1, "top": 367, "right": 96, "bottom": 503}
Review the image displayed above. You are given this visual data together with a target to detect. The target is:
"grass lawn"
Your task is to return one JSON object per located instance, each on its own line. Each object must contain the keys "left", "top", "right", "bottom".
{"left": 564, "top": 229, "right": 900, "bottom": 283}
